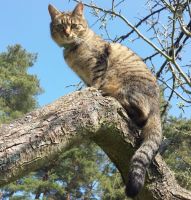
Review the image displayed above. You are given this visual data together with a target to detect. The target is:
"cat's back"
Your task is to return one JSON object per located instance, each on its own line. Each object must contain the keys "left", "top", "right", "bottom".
{"left": 102, "top": 42, "right": 159, "bottom": 99}
{"left": 108, "top": 42, "right": 148, "bottom": 70}
{"left": 107, "top": 43, "right": 157, "bottom": 85}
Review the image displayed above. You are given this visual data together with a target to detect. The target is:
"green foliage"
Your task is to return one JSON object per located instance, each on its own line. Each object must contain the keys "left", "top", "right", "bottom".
{"left": 163, "top": 117, "right": 191, "bottom": 190}
{"left": 54, "top": 143, "right": 127, "bottom": 200}
{"left": 4, "top": 172, "right": 64, "bottom": 200}
{"left": 0, "top": 45, "right": 42, "bottom": 123}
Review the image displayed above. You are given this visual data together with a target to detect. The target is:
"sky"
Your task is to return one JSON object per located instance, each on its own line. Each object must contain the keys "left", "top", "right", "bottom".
{"left": 0, "top": 0, "right": 190, "bottom": 118}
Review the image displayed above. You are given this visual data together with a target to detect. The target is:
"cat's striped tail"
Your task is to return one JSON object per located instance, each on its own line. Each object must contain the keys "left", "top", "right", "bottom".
{"left": 126, "top": 113, "right": 162, "bottom": 198}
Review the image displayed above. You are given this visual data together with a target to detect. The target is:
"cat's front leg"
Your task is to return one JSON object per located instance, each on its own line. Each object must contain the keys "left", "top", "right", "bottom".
{"left": 91, "top": 79, "right": 109, "bottom": 97}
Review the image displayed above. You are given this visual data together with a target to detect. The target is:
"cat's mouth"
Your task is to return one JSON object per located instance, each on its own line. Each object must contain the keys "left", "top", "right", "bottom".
{"left": 59, "top": 34, "right": 75, "bottom": 43}
{"left": 60, "top": 34, "right": 83, "bottom": 45}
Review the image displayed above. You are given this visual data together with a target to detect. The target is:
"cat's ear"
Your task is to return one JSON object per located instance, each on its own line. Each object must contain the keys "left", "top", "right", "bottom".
{"left": 48, "top": 4, "right": 61, "bottom": 20}
{"left": 72, "top": 3, "right": 84, "bottom": 16}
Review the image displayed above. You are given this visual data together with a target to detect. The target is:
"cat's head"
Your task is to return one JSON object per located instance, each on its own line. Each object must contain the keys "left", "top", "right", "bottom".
{"left": 48, "top": 3, "right": 88, "bottom": 47}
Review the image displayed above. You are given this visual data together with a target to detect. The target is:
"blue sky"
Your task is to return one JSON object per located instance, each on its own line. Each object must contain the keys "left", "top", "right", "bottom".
{"left": 0, "top": 0, "right": 190, "bottom": 118}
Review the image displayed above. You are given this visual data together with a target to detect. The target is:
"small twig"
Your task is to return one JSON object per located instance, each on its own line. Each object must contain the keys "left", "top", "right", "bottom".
{"left": 144, "top": 51, "right": 159, "bottom": 62}
{"left": 156, "top": 20, "right": 191, "bottom": 79}
{"left": 161, "top": 75, "right": 175, "bottom": 116}
{"left": 161, "top": 0, "right": 175, "bottom": 12}
{"left": 112, "top": 0, "right": 115, "bottom": 12}
{"left": 104, "top": 26, "right": 113, "bottom": 41}
{"left": 65, "top": 81, "right": 84, "bottom": 91}
{"left": 89, "top": 0, "right": 125, "bottom": 28}
{"left": 173, "top": 60, "right": 191, "bottom": 87}
{"left": 115, "top": 6, "right": 166, "bottom": 42}
{"left": 156, "top": 60, "right": 168, "bottom": 78}
{"left": 159, "top": 78, "right": 191, "bottom": 103}
{"left": 170, "top": 2, "right": 179, "bottom": 62}
{"left": 112, "top": 0, "right": 125, "bottom": 8}
{"left": 187, "top": 0, "right": 191, "bottom": 18}
{"left": 180, "top": 84, "right": 191, "bottom": 95}
{"left": 178, "top": 18, "right": 191, "bottom": 37}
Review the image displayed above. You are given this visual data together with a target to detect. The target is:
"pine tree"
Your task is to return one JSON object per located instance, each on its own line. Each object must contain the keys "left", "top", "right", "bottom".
{"left": 0, "top": 44, "right": 42, "bottom": 123}
{"left": 163, "top": 117, "right": 191, "bottom": 190}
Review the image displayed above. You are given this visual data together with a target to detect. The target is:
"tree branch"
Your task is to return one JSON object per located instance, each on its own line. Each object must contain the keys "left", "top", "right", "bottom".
{"left": 0, "top": 88, "right": 190, "bottom": 199}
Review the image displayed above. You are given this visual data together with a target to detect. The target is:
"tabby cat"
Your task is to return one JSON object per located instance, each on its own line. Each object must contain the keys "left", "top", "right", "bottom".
{"left": 48, "top": 3, "right": 162, "bottom": 198}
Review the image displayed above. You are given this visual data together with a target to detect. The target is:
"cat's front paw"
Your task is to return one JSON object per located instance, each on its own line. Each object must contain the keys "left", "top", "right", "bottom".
{"left": 98, "top": 90, "right": 109, "bottom": 97}
{"left": 87, "top": 87, "right": 98, "bottom": 92}
{"left": 86, "top": 87, "right": 108, "bottom": 97}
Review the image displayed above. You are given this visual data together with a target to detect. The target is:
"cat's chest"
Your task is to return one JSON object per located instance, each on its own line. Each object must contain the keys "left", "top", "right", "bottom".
{"left": 64, "top": 49, "right": 94, "bottom": 85}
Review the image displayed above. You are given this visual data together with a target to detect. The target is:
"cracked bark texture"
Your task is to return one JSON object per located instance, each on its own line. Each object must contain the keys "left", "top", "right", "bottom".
{"left": 0, "top": 88, "right": 190, "bottom": 200}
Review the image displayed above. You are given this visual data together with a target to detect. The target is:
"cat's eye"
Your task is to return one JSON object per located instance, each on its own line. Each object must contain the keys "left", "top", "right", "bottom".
{"left": 54, "top": 24, "right": 63, "bottom": 30}
{"left": 57, "top": 24, "right": 63, "bottom": 28}
{"left": 71, "top": 24, "right": 79, "bottom": 29}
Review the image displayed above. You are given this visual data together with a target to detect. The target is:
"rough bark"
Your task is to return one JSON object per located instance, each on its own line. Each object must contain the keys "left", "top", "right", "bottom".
{"left": 0, "top": 88, "right": 190, "bottom": 200}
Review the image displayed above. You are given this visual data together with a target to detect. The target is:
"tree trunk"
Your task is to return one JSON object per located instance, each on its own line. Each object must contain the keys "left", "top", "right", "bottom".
{"left": 0, "top": 88, "right": 190, "bottom": 200}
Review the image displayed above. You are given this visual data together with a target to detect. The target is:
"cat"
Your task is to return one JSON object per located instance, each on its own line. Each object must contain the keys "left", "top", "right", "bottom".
{"left": 48, "top": 3, "right": 162, "bottom": 198}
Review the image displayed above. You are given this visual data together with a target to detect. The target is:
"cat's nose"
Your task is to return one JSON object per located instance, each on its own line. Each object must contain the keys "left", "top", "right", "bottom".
{"left": 64, "top": 28, "right": 71, "bottom": 37}
{"left": 65, "top": 32, "right": 70, "bottom": 37}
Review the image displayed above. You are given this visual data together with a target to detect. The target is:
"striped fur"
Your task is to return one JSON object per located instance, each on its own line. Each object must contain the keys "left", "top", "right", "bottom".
{"left": 48, "top": 3, "right": 162, "bottom": 198}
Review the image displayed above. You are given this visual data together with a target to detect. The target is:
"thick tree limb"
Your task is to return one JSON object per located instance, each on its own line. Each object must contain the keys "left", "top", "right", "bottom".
{"left": 0, "top": 88, "right": 190, "bottom": 200}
